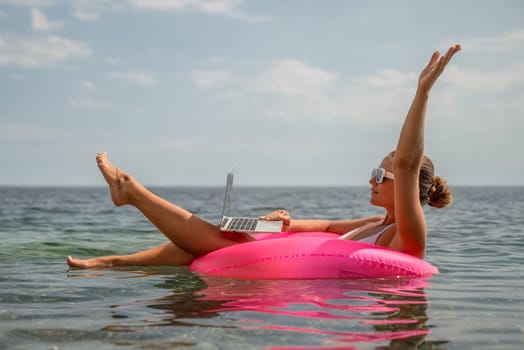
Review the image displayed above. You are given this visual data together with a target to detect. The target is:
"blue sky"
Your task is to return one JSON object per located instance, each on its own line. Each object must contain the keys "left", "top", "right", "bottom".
{"left": 1, "top": 0, "right": 523, "bottom": 186}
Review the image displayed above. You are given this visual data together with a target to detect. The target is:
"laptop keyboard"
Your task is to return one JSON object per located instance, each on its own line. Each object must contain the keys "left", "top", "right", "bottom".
{"left": 227, "top": 217, "right": 258, "bottom": 231}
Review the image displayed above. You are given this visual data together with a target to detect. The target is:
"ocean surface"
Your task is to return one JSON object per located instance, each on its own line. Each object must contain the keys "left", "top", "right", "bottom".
{"left": 0, "top": 186, "right": 523, "bottom": 349}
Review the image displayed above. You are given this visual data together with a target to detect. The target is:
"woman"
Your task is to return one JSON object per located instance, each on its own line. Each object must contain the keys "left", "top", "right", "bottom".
{"left": 67, "top": 44, "right": 461, "bottom": 268}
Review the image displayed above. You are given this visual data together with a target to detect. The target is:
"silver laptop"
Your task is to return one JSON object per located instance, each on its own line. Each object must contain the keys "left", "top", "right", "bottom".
{"left": 219, "top": 169, "right": 283, "bottom": 233}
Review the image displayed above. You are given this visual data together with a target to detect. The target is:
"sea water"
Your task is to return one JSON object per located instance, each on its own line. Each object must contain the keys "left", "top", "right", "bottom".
{"left": 0, "top": 186, "right": 523, "bottom": 349}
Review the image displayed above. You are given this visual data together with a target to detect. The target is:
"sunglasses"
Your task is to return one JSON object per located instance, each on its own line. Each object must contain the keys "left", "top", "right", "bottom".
{"left": 371, "top": 168, "right": 395, "bottom": 183}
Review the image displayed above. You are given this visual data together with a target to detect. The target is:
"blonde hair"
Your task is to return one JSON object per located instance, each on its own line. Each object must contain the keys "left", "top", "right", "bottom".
{"left": 419, "top": 156, "right": 453, "bottom": 208}
{"left": 388, "top": 151, "right": 453, "bottom": 208}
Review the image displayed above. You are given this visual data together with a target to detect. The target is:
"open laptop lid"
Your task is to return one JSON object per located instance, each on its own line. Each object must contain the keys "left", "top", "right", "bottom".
{"left": 220, "top": 167, "right": 235, "bottom": 220}
{"left": 219, "top": 167, "right": 283, "bottom": 233}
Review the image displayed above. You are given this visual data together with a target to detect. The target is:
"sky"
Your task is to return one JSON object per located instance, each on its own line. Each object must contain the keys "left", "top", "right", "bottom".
{"left": 0, "top": 0, "right": 523, "bottom": 187}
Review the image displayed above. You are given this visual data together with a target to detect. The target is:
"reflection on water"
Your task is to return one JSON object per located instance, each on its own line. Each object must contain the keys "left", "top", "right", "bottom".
{"left": 64, "top": 268, "right": 449, "bottom": 349}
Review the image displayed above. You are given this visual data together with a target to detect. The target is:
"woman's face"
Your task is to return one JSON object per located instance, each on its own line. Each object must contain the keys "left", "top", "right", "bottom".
{"left": 369, "top": 155, "right": 395, "bottom": 209}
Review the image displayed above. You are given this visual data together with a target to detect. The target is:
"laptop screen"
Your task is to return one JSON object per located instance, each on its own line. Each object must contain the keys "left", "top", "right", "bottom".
{"left": 221, "top": 170, "right": 234, "bottom": 219}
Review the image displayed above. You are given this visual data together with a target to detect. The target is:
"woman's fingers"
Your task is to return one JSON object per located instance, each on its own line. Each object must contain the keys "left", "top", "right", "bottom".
{"left": 260, "top": 209, "right": 290, "bottom": 221}
{"left": 429, "top": 50, "right": 441, "bottom": 67}
{"left": 419, "top": 44, "right": 461, "bottom": 90}
{"left": 441, "top": 44, "right": 461, "bottom": 69}
{"left": 260, "top": 209, "right": 291, "bottom": 231}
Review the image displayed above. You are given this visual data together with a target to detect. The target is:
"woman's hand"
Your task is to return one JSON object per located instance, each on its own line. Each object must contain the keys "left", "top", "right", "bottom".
{"left": 418, "top": 44, "right": 461, "bottom": 93}
{"left": 260, "top": 209, "right": 291, "bottom": 231}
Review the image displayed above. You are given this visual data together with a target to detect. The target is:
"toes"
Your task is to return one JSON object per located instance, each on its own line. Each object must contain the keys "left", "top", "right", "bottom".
{"left": 67, "top": 256, "right": 77, "bottom": 267}
{"left": 96, "top": 152, "right": 108, "bottom": 162}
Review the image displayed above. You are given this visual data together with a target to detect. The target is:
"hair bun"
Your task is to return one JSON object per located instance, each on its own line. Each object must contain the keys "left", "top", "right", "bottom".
{"left": 427, "top": 176, "right": 453, "bottom": 208}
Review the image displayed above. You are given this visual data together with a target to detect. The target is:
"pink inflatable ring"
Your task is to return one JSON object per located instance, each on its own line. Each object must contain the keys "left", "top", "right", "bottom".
{"left": 190, "top": 232, "right": 439, "bottom": 280}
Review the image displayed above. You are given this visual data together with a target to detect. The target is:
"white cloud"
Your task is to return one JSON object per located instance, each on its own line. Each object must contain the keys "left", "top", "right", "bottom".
{"left": 195, "top": 58, "right": 510, "bottom": 127}
{"left": 9, "top": 73, "right": 27, "bottom": 80}
{"left": 67, "top": 80, "right": 112, "bottom": 109}
{"left": 363, "top": 69, "right": 417, "bottom": 88}
{"left": 67, "top": 97, "right": 111, "bottom": 109}
{"left": 429, "top": 62, "right": 524, "bottom": 129}
{"left": 256, "top": 59, "right": 338, "bottom": 97}
{"left": 245, "top": 56, "right": 524, "bottom": 127}
{"left": 0, "top": 122, "right": 69, "bottom": 141}
{"left": 191, "top": 70, "right": 229, "bottom": 88}
{"left": 461, "top": 29, "right": 524, "bottom": 52}
{"left": 108, "top": 70, "right": 158, "bottom": 86}
{"left": 71, "top": 1, "right": 100, "bottom": 22}
{"left": 31, "top": 8, "right": 63, "bottom": 31}
{"left": 444, "top": 64, "right": 524, "bottom": 91}
{"left": 70, "top": 0, "right": 124, "bottom": 22}
{"left": 192, "top": 58, "right": 416, "bottom": 124}
{"left": 71, "top": 9, "right": 99, "bottom": 22}
{"left": 129, "top": 0, "right": 203, "bottom": 10}
{"left": 335, "top": 68, "right": 418, "bottom": 125}
{"left": 80, "top": 80, "right": 95, "bottom": 90}
{"left": 128, "top": 0, "right": 270, "bottom": 22}
{"left": 0, "top": 33, "right": 92, "bottom": 67}
{"left": 5, "top": 0, "right": 268, "bottom": 22}
{"left": 208, "top": 56, "right": 225, "bottom": 65}
{"left": 246, "top": 59, "right": 342, "bottom": 121}
{"left": 0, "top": 0, "right": 55, "bottom": 6}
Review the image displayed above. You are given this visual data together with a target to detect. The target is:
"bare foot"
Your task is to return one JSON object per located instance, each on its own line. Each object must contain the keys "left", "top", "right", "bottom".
{"left": 96, "top": 152, "right": 130, "bottom": 206}
{"left": 67, "top": 255, "right": 113, "bottom": 269}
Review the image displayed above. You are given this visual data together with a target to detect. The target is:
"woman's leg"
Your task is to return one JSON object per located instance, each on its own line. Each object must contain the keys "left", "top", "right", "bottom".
{"left": 96, "top": 152, "right": 252, "bottom": 256}
{"left": 67, "top": 242, "right": 196, "bottom": 268}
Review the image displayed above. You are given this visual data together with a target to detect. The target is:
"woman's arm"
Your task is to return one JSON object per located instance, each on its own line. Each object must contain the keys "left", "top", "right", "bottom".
{"left": 288, "top": 216, "right": 384, "bottom": 234}
{"left": 391, "top": 45, "right": 461, "bottom": 256}
{"left": 260, "top": 210, "right": 383, "bottom": 234}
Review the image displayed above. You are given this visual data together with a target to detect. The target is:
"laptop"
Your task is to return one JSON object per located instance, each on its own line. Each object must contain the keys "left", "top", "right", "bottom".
{"left": 219, "top": 169, "right": 283, "bottom": 233}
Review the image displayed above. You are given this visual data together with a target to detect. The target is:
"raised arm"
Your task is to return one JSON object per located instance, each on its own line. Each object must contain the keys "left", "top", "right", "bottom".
{"left": 392, "top": 45, "right": 461, "bottom": 256}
